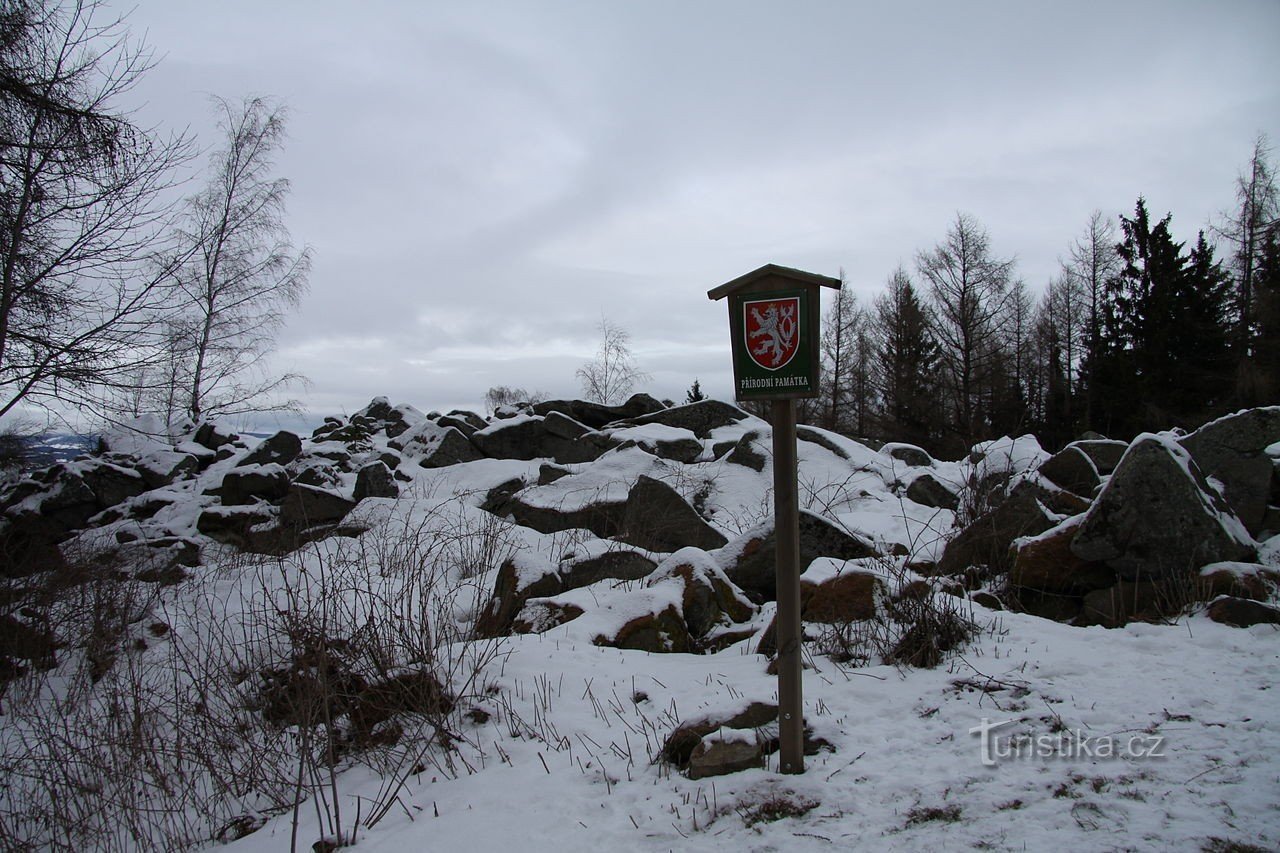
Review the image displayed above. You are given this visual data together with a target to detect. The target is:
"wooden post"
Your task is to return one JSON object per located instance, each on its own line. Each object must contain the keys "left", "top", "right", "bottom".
{"left": 772, "top": 398, "right": 804, "bottom": 774}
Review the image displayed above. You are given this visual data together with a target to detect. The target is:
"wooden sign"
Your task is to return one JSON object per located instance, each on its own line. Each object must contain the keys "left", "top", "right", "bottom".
{"left": 707, "top": 263, "right": 841, "bottom": 775}
{"left": 707, "top": 265, "right": 836, "bottom": 401}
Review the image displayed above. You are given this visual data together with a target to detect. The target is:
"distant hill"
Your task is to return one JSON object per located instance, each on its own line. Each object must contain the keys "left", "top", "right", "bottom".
{"left": 11, "top": 433, "right": 100, "bottom": 469}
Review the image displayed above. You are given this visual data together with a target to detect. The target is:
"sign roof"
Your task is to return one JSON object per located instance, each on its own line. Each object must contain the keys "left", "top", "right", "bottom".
{"left": 706, "top": 263, "right": 842, "bottom": 301}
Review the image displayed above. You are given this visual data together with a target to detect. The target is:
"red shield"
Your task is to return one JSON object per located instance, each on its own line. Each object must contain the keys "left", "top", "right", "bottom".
{"left": 743, "top": 297, "right": 800, "bottom": 371}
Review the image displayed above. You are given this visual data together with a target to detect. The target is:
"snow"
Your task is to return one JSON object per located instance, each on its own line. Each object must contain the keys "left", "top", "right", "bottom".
{"left": 3, "top": 404, "right": 1279, "bottom": 852}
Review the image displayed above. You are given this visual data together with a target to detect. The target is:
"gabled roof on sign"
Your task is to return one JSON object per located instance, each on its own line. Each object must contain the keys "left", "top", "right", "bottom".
{"left": 706, "top": 263, "right": 842, "bottom": 301}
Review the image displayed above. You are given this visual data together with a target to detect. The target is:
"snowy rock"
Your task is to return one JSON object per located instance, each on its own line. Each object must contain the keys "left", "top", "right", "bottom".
{"left": 619, "top": 475, "right": 727, "bottom": 553}
{"left": 1071, "top": 434, "right": 1256, "bottom": 580}
{"left": 398, "top": 423, "right": 483, "bottom": 469}
{"left": 193, "top": 422, "right": 240, "bottom": 451}
{"left": 936, "top": 479, "right": 1057, "bottom": 576}
{"left": 647, "top": 548, "right": 754, "bottom": 639}
{"left": 723, "top": 431, "right": 767, "bottom": 472}
{"left": 1037, "top": 445, "right": 1102, "bottom": 496}
{"left": 221, "top": 464, "right": 290, "bottom": 506}
{"left": 1010, "top": 516, "right": 1115, "bottom": 596}
{"left": 353, "top": 461, "right": 399, "bottom": 501}
{"left": 622, "top": 398, "right": 750, "bottom": 439}
{"left": 660, "top": 702, "right": 778, "bottom": 768}
{"left": 687, "top": 729, "right": 764, "bottom": 780}
{"left": 603, "top": 603, "right": 691, "bottom": 653}
{"left": 1179, "top": 406, "right": 1280, "bottom": 536}
{"left": 1206, "top": 596, "right": 1280, "bottom": 627}
{"left": 1069, "top": 438, "right": 1128, "bottom": 476}
{"left": 882, "top": 442, "right": 934, "bottom": 467}
{"left": 280, "top": 483, "right": 356, "bottom": 527}
{"left": 239, "top": 431, "right": 302, "bottom": 467}
{"left": 905, "top": 471, "right": 959, "bottom": 510}
{"left": 531, "top": 394, "right": 666, "bottom": 430}
{"left": 471, "top": 415, "right": 600, "bottom": 464}
{"left": 723, "top": 511, "right": 879, "bottom": 603}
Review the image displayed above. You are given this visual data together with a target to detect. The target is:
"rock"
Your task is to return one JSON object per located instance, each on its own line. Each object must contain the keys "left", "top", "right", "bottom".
{"left": 649, "top": 549, "right": 755, "bottom": 639}
{"left": 1180, "top": 407, "right": 1280, "bottom": 535}
{"left": 80, "top": 461, "right": 148, "bottom": 509}
{"left": 475, "top": 550, "right": 658, "bottom": 638}
{"left": 724, "top": 511, "right": 879, "bottom": 603}
{"left": 1070, "top": 439, "right": 1128, "bottom": 475}
{"left": 537, "top": 463, "right": 571, "bottom": 485}
{"left": 905, "top": 472, "right": 959, "bottom": 510}
{"left": 221, "top": 464, "right": 291, "bottom": 505}
{"left": 498, "top": 490, "right": 628, "bottom": 540}
{"left": 1006, "top": 588, "right": 1083, "bottom": 622}
{"left": 193, "top": 422, "right": 239, "bottom": 451}
{"left": 1198, "top": 563, "right": 1278, "bottom": 601}
{"left": 882, "top": 442, "right": 933, "bottom": 467}
{"left": 436, "top": 415, "right": 479, "bottom": 437}
{"left": 1078, "top": 580, "right": 1169, "bottom": 628}
{"left": 531, "top": 394, "right": 667, "bottom": 430}
{"left": 1037, "top": 446, "right": 1101, "bottom": 496}
{"left": 936, "top": 479, "right": 1057, "bottom": 576}
{"left": 1010, "top": 517, "right": 1116, "bottom": 595}
{"left": 280, "top": 484, "right": 356, "bottom": 527}
{"left": 444, "top": 410, "right": 488, "bottom": 432}
{"left": 725, "top": 432, "right": 767, "bottom": 472}
{"left": 660, "top": 702, "right": 778, "bottom": 768}
{"left": 413, "top": 425, "right": 484, "bottom": 469}
{"left": 971, "top": 591, "right": 1003, "bottom": 610}
{"left": 603, "top": 604, "right": 691, "bottom": 653}
{"left": 622, "top": 399, "right": 749, "bottom": 439}
{"left": 687, "top": 731, "right": 764, "bottom": 780}
{"left": 512, "top": 600, "right": 586, "bottom": 634}
{"left": 542, "top": 411, "right": 591, "bottom": 440}
{"left": 1071, "top": 434, "right": 1256, "bottom": 580}
{"left": 620, "top": 475, "right": 727, "bottom": 553}
{"left": 1206, "top": 596, "right": 1280, "bottom": 627}
{"left": 796, "top": 425, "right": 853, "bottom": 459}
{"left": 136, "top": 450, "right": 200, "bottom": 489}
{"left": 197, "top": 504, "right": 276, "bottom": 547}
{"left": 471, "top": 416, "right": 600, "bottom": 464}
{"left": 239, "top": 431, "right": 302, "bottom": 467}
{"left": 802, "top": 570, "right": 885, "bottom": 623}
{"left": 353, "top": 461, "right": 399, "bottom": 501}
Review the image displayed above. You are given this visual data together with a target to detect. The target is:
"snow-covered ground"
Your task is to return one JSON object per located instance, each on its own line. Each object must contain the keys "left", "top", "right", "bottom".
{"left": 2, "top": 407, "right": 1277, "bottom": 852}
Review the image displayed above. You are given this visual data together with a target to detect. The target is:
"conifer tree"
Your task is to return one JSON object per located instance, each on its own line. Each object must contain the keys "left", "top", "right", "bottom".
{"left": 872, "top": 267, "right": 939, "bottom": 449}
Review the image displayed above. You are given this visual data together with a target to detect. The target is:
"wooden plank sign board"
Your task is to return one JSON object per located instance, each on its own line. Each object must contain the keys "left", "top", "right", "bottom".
{"left": 707, "top": 263, "right": 841, "bottom": 775}
{"left": 707, "top": 264, "right": 837, "bottom": 401}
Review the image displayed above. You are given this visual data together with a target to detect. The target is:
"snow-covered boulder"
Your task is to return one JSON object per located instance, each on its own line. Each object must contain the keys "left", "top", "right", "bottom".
{"left": 1179, "top": 406, "right": 1280, "bottom": 536}
{"left": 1071, "top": 433, "right": 1256, "bottom": 580}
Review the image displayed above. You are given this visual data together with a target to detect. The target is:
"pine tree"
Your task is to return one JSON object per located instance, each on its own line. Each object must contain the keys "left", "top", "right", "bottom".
{"left": 872, "top": 267, "right": 939, "bottom": 449}
{"left": 684, "top": 379, "right": 706, "bottom": 404}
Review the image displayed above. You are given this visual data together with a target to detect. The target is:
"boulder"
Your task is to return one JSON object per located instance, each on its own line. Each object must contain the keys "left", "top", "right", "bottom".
{"left": 1010, "top": 517, "right": 1116, "bottom": 595}
{"left": 882, "top": 442, "right": 933, "bottom": 467}
{"left": 687, "top": 731, "right": 764, "bottom": 780}
{"left": 413, "top": 425, "right": 484, "bottom": 469}
{"left": 542, "top": 411, "right": 591, "bottom": 440}
{"left": 80, "top": 461, "right": 148, "bottom": 509}
{"left": 239, "top": 431, "right": 302, "bottom": 467}
{"left": 221, "top": 464, "right": 291, "bottom": 506}
{"left": 905, "top": 472, "right": 959, "bottom": 510}
{"left": 279, "top": 484, "right": 356, "bottom": 527}
{"left": 197, "top": 504, "right": 276, "bottom": 547}
{"left": 497, "top": 490, "right": 628, "bottom": 540}
{"left": 354, "top": 461, "right": 399, "bottom": 501}
{"left": 603, "top": 604, "right": 691, "bottom": 653}
{"left": 1179, "top": 407, "right": 1280, "bottom": 535}
{"left": 531, "top": 394, "right": 667, "bottom": 430}
{"left": 724, "top": 432, "right": 767, "bottom": 472}
{"left": 136, "top": 450, "right": 200, "bottom": 489}
{"left": 471, "top": 416, "right": 600, "bottom": 464}
{"left": 802, "top": 570, "right": 885, "bottom": 624}
{"left": 1037, "top": 446, "right": 1101, "bottom": 496}
{"left": 511, "top": 600, "right": 586, "bottom": 634}
{"left": 193, "top": 422, "right": 239, "bottom": 451}
{"left": 622, "top": 399, "right": 749, "bottom": 439}
{"left": 660, "top": 701, "right": 778, "bottom": 768}
{"left": 475, "top": 550, "right": 658, "bottom": 638}
{"left": 936, "top": 479, "right": 1057, "bottom": 576}
{"left": 648, "top": 549, "right": 755, "bottom": 639}
{"left": 1206, "top": 596, "right": 1280, "bottom": 628}
{"left": 1071, "top": 434, "right": 1256, "bottom": 580}
{"left": 619, "top": 475, "right": 727, "bottom": 553}
{"left": 1070, "top": 439, "right": 1128, "bottom": 476}
{"left": 1078, "top": 580, "right": 1170, "bottom": 628}
{"left": 724, "top": 511, "right": 879, "bottom": 603}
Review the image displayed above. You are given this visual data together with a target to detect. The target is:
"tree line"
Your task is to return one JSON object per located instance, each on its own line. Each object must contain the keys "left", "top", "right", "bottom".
{"left": 0, "top": 0, "right": 308, "bottom": 436}
{"left": 806, "top": 137, "right": 1279, "bottom": 456}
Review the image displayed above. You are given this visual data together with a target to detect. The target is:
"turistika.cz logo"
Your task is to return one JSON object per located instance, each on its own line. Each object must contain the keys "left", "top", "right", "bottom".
{"left": 969, "top": 718, "right": 1167, "bottom": 767}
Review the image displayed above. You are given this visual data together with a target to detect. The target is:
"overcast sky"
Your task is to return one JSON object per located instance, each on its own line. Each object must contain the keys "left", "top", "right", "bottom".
{"left": 110, "top": 0, "right": 1280, "bottom": 424}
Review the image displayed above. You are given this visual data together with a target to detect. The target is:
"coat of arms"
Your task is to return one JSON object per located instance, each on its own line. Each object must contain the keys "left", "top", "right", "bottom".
{"left": 743, "top": 297, "right": 800, "bottom": 370}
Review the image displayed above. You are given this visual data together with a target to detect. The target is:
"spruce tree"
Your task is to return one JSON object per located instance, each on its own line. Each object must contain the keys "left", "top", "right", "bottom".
{"left": 872, "top": 268, "right": 939, "bottom": 449}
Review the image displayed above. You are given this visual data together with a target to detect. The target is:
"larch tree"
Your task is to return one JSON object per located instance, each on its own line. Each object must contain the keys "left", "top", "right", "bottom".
{"left": 916, "top": 212, "right": 1015, "bottom": 450}
{"left": 1063, "top": 210, "right": 1120, "bottom": 432}
{"left": 167, "top": 95, "right": 311, "bottom": 423}
{"left": 0, "top": 0, "right": 191, "bottom": 421}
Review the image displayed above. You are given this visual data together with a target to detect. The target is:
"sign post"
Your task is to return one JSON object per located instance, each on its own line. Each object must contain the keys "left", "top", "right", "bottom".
{"left": 708, "top": 264, "right": 841, "bottom": 774}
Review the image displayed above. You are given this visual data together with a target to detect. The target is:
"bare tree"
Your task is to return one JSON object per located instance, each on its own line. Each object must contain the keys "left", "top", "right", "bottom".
{"left": 0, "top": 0, "right": 192, "bottom": 421}
{"left": 575, "top": 317, "right": 649, "bottom": 404}
{"left": 483, "top": 385, "right": 546, "bottom": 416}
{"left": 1062, "top": 210, "right": 1119, "bottom": 431}
{"left": 165, "top": 95, "right": 311, "bottom": 423}
{"left": 916, "top": 213, "right": 1015, "bottom": 448}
